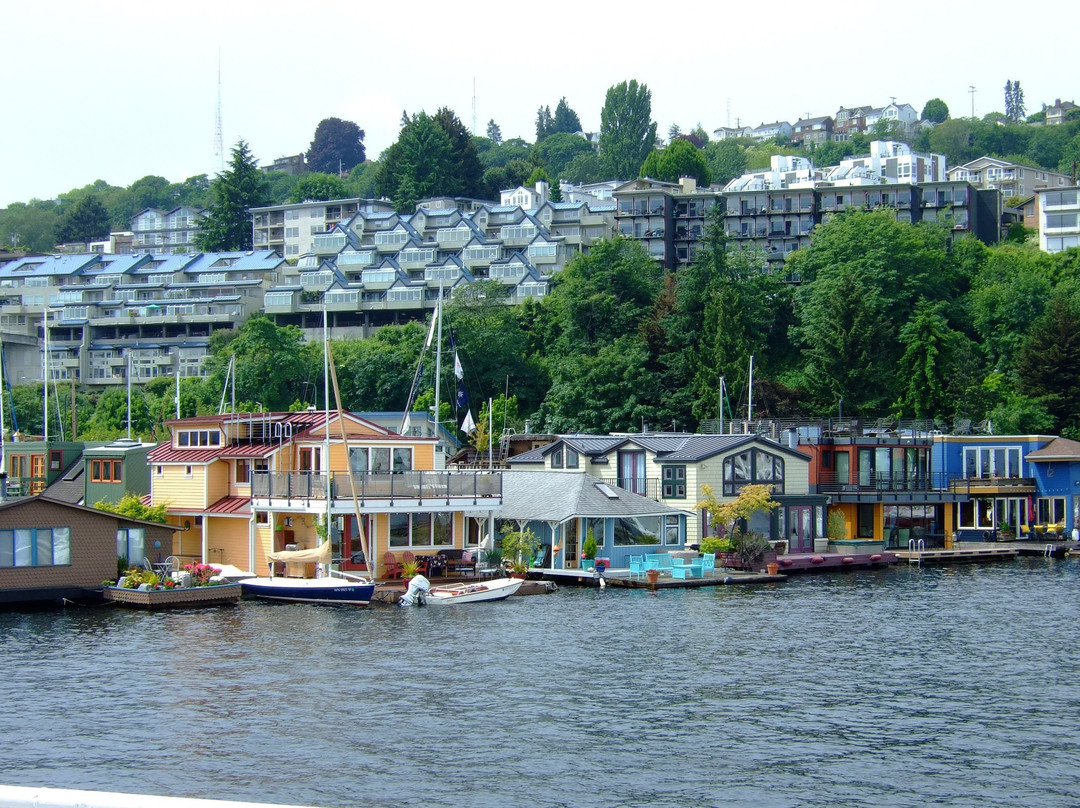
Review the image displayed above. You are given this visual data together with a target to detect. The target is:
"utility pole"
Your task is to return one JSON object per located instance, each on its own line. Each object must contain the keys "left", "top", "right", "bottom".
{"left": 969, "top": 85, "right": 976, "bottom": 119}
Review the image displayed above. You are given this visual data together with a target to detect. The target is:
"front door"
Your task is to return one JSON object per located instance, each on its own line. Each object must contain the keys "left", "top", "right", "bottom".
{"left": 564, "top": 519, "right": 579, "bottom": 568}
{"left": 788, "top": 506, "right": 813, "bottom": 553}
{"left": 341, "top": 515, "right": 373, "bottom": 571}
{"left": 30, "top": 454, "right": 46, "bottom": 495}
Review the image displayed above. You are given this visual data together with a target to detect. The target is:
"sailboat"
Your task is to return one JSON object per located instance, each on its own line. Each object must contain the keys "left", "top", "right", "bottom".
{"left": 239, "top": 308, "right": 376, "bottom": 606}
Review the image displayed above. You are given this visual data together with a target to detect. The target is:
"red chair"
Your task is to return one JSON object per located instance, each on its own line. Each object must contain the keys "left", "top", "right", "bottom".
{"left": 402, "top": 550, "right": 428, "bottom": 575}
{"left": 383, "top": 551, "right": 402, "bottom": 579}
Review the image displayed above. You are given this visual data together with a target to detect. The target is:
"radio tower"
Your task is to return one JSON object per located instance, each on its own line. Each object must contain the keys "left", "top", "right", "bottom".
{"left": 214, "top": 52, "right": 224, "bottom": 172}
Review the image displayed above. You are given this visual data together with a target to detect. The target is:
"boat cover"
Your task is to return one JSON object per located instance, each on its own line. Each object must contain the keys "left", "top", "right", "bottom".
{"left": 267, "top": 540, "right": 332, "bottom": 565}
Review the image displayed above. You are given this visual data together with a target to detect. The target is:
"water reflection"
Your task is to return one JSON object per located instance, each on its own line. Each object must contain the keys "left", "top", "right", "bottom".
{"left": 2, "top": 561, "right": 1079, "bottom": 807}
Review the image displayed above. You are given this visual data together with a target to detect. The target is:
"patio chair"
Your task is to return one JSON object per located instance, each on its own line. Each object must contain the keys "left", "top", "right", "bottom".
{"left": 383, "top": 551, "right": 403, "bottom": 579}
{"left": 628, "top": 555, "right": 645, "bottom": 580}
{"left": 700, "top": 554, "right": 716, "bottom": 575}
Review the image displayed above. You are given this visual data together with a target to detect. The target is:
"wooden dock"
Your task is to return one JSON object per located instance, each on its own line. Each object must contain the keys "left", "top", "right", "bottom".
{"left": 538, "top": 568, "right": 785, "bottom": 588}
{"left": 893, "top": 546, "right": 1017, "bottom": 564}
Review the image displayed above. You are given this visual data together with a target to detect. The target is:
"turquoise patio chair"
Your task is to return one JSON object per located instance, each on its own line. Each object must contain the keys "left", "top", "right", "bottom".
{"left": 656, "top": 554, "right": 673, "bottom": 576}
{"left": 644, "top": 554, "right": 662, "bottom": 571}
{"left": 700, "top": 554, "right": 716, "bottom": 575}
{"left": 628, "top": 555, "right": 645, "bottom": 580}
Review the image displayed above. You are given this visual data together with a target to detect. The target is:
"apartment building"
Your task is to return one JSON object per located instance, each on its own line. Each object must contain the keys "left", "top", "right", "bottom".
{"left": 1037, "top": 187, "right": 1080, "bottom": 252}
{"left": 251, "top": 198, "right": 394, "bottom": 258}
{"left": 131, "top": 207, "right": 202, "bottom": 254}
{"left": 947, "top": 156, "right": 1072, "bottom": 199}
{"left": 0, "top": 250, "right": 285, "bottom": 387}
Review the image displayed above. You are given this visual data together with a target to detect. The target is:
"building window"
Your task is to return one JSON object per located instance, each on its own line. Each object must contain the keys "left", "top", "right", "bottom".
{"left": 664, "top": 514, "right": 681, "bottom": 545}
{"left": 90, "top": 459, "right": 123, "bottom": 483}
{"left": 0, "top": 527, "right": 71, "bottom": 567}
{"left": 235, "top": 459, "right": 250, "bottom": 484}
{"left": 255, "top": 511, "right": 269, "bottom": 525}
{"left": 155, "top": 465, "right": 163, "bottom": 476}
{"left": 551, "top": 447, "right": 564, "bottom": 469}
{"left": 116, "top": 527, "right": 146, "bottom": 565}
{"left": 388, "top": 512, "right": 454, "bottom": 548}
{"left": 566, "top": 448, "right": 579, "bottom": 469}
{"left": 662, "top": 465, "right": 686, "bottom": 499}
{"left": 177, "top": 430, "right": 221, "bottom": 448}
{"left": 184, "top": 465, "right": 193, "bottom": 477}
{"left": 613, "top": 515, "right": 662, "bottom": 546}
{"left": 723, "top": 449, "right": 785, "bottom": 495}
{"left": 1036, "top": 498, "right": 1066, "bottom": 526}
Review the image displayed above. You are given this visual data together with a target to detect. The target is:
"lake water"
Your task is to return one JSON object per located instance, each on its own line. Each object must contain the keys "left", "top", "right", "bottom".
{"left": 2, "top": 559, "right": 1079, "bottom": 808}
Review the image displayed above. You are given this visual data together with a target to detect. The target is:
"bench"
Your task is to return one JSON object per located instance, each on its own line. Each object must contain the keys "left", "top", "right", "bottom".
{"left": 670, "top": 557, "right": 704, "bottom": 579}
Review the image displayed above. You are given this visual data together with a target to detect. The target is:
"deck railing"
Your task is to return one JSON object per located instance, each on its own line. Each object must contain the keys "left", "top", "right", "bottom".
{"left": 251, "top": 470, "right": 502, "bottom": 505}
{"left": 816, "top": 471, "right": 963, "bottom": 494}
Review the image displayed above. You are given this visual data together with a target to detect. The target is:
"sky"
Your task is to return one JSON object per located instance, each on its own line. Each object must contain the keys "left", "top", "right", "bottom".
{"left": 2, "top": 0, "right": 1077, "bottom": 208}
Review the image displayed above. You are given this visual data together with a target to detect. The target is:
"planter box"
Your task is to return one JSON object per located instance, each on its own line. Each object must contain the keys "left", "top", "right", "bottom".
{"left": 103, "top": 583, "right": 242, "bottom": 609}
{"left": 827, "top": 539, "right": 884, "bottom": 555}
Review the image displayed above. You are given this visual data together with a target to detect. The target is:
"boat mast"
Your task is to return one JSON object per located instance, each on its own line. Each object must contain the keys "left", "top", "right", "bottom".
{"left": 0, "top": 339, "right": 6, "bottom": 477}
{"left": 323, "top": 306, "right": 331, "bottom": 576}
{"left": 747, "top": 355, "right": 754, "bottom": 426}
{"left": 433, "top": 281, "right": 443, "bottom": 439}
{"left": 43, "top": 305, "right": 49, "bottom": 442}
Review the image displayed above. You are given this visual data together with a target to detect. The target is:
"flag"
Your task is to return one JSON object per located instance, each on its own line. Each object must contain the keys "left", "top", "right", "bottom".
{"left": 453, "top": 350, "right": 463, "bottom": 380}
{"left": 461, "top": 410, "right": 476, "bottom": 434}
{"left": 401, "top": 411, "right": 412, "bottom": 435}
{"left": 424, "top": 303, "right": 439, "bottom": 350}
{"left": 456, "top": 379, "right": 469, "bottom": 410}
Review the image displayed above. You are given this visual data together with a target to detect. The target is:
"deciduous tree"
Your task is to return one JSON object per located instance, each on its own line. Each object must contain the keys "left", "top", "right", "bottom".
{"left": 288, "top": 172, "right": 349, "bottom": 203}
{"left": 307, "top": 117, "right": 366, "bottom": 174}
{"left": 921, "top": 98, "right": 949, "bottom": 123}
{"left": 599, "top": 79, "right": 658, "bottom": 180}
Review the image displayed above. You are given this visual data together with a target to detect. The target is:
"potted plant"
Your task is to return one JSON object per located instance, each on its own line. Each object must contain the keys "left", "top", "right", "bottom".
{"left": 399, "top": 560, "right": 421, "bottom": 585}
{"left": 730, "top": 530, "right": 774, "bottom": 573}
{"left": 581, "top": 530, "right": 597, "bottom": 571}
{"left": 500, "top": 527, "right": 538, "bottom": 578}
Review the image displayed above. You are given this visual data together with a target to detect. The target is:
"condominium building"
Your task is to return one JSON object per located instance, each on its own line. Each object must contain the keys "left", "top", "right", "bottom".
{"left": 130, "top": 207, "right": 203, "bottom": 254}
{"left": 1037, "top": 187, "right": 1080, "bottom": 252}
{"left": 251, "top": 198, "right": 394, "bottom": 259}
{"left": 0, "top": 250, "right": 285, "bottom": 387}
{"left": 947, "top": 157, "right": 1072, "bottom": 199}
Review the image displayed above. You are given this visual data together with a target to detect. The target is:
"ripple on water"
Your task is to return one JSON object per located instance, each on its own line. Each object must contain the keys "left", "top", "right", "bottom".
{"left": 2, "top": 561, "right": 1080, "bottom": 808}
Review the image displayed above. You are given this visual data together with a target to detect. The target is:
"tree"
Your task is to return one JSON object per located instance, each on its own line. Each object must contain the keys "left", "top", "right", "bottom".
{"left": 535, "top": 105, "right": 554, "bottom": 141}
{"left": 376, "top": 112, "right": 456, "bottom": 213}
{"left": 894, "top": 299, "right": 963, "bottom": 418}
{"left": 432, "top": 107, "right": 485, "bottom": 198}
{"left": 531, "top": 132, "right": 593, "bottom": 178}
{"left": 599, "top": 79, "right": 658, "bottom": 180}
{"left": 697, "top": 483, "right": 779, "bottom": 540}
{"left": 195, "top": 140, "right": 270, "bottom": 251}
{"left": 307, "top": 117, "right": 366, "bottom": 174}
{"left": 0, "top": 201, "right": 60, "bottom": 253}
{"left": 202, "top": 315, "right": 309, "bottom": 411}
{"left": 552, "top": 98, "right": 581, "bottom": 135}
{"left": 1004, "top": 80, "right": 1026, "bottom": 123}
{"left": 668, "top": 124, "right": 683, "bottom": 141}
{"left": 486, "top": 119, "right": 502, "bottom": 145}
{"left": 639, "top": 138, "right": 710, "bottom": 186}
{"left": 525, "top": 167, "right": 552, "bottom": 187}
{"left": 921, "top": 98, "right": 949, "bottom": 124}
{"left": 95, "top": 493, "right": 169, "bottom": 524}
{"left": 561, "top": 151, "right": 605, "bottom": 184}
{"left": 1015, "top": 292, "right": 1080, "bottom": 432}
{"left": 704, "top": 139, "right": 748, "bottom": 187}
{"left": 56, "top": 193, "right": 111, "bottom": 243}
{"left": 288, "top": 172, "right": 348, "bottom": 203}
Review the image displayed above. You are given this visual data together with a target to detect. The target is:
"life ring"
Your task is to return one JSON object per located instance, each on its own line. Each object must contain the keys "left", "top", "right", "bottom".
{"left": 982, "top": 530, "right": 991, "bottom": 541}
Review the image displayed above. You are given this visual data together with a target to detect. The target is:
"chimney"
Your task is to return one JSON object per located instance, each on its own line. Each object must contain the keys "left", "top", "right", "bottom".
{"left": 524, "top": 419, "right": 532, "bottom": 434}
{"left": 679, "top": 176, "right": 697, "bottom": 194}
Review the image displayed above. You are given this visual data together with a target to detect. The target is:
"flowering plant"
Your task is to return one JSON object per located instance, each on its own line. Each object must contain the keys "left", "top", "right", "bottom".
{"left": 184, "top": 562, "right": 220, "bottom": 586}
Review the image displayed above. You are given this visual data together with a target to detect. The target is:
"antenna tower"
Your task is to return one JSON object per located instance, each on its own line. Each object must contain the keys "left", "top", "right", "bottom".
{"left": 214, "top": 52, "right": 224, "bottom": 172}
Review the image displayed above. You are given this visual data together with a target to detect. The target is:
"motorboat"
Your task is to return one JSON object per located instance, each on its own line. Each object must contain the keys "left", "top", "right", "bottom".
{"left": 400, "top": 574, "right": 523, "bottom": 606}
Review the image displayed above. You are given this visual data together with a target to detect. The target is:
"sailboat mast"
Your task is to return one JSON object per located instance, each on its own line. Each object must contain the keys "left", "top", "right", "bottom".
{"left": 747, "top": 355, "right": 754, "bottom": 424}
{"left": 0, "top": 340, "right": 6, "bottom": 476}
{"left": 323, "top": 306, "right": 331, "bottom": 575}
{"left": 433, "top": 282, "right": 444, "bottom": 438}
{"left": 43, "top": 306, "right": 49, "bottom": 442}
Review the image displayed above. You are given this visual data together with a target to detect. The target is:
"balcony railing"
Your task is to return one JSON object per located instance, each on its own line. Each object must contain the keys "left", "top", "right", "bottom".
{"left": 817, "top": 471, "right": 963, "bottom": 494}
{"left": 601, "top": 477, "right": 661, "bottom": 500}
{"left": 252, "top": 470, "right": 502, "bottom": 505}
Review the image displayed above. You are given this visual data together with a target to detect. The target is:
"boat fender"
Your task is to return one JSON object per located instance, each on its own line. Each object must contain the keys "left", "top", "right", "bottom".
{"left": 810, "top": 556, "right": 824, "bottom": 564}
{"left": 870, "top": 554, "right": 882, "bottom": 562}
{"left": 842, "top": 556, "right": 855, "bottom": 563}
{"left": 780, "top": 558, "right": 794, "bottom": 567}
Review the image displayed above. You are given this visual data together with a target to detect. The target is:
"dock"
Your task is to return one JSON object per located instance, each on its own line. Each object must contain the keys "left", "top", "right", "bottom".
{"left": 895, "top": 540, "right": 1077, "bottom": 564}
{"left": 538, "top": 567, "right": 785, "bottom": 588}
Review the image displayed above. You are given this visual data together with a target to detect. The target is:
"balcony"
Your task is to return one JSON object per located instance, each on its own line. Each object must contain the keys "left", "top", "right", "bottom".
{"left": 251, "top": 470, "right": 503, "bottom": 508}
{"left": 602, "top": 477, "right": 661, "bottom": 500}
{"left": 817, "top": 471, "right": 963, "bottom": 498}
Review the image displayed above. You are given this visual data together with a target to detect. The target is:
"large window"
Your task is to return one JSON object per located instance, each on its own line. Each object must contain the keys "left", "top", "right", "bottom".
{"left": 90, "top": 459, "right": 122, "bottom": 483}
{"left": 0, "top": 527, "right": 71, "bottom": 568}
{"left": 723, "top": 449, "right": 784, "bottom": 495}
{"left": 613, "top": 516, "right": 661, "bottom": 546}
{"left": 177, "top": 430, "right": 221, "bottom": 448}
{"left": 963, "top": 446, "right": 1022, "bottom": 479}
{"left": 117, "top": 528, "right": 145, "bottom": 564}
{"left": 388, "top": 512, "right": 453, "bottom": 548}
{"left": 1037, "top": 497, "right": 1066, "bottom": 526}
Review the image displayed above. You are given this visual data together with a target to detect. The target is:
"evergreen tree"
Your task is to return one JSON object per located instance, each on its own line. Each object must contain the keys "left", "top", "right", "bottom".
{"left": 433, "top": 107, "right": 484, "bottom": 198}
{"left": 535, "top": 105, "right": 554, "bottom": 141}
{"left": 195, "top": 140, "right": 270, "bottom": 252}
{"left": 486, "top": 119, "right": 503, "bottom": 145}
{"left": 56, "top": 193, "right": 111, "bottom": 243}
{"left": 552, "top": 97, "right": 581, "bottom": 134}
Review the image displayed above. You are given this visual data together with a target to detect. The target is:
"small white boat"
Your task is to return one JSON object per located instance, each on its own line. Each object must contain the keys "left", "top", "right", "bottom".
{"left": 424, "top": 576, "right": 524, "bottom": 605}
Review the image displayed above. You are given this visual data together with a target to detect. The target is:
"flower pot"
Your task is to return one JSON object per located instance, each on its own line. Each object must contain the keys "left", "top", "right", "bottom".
{"left": 766, "top": 562, "right": 780, "bottom": 576}
{"left": 646, "top": 568, "right": 659, "bottom": 586}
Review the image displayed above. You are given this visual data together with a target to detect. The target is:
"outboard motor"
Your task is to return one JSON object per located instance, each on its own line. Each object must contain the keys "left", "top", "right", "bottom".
{"left": 398, "top": 574, "right": 430, "bottom": 607}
